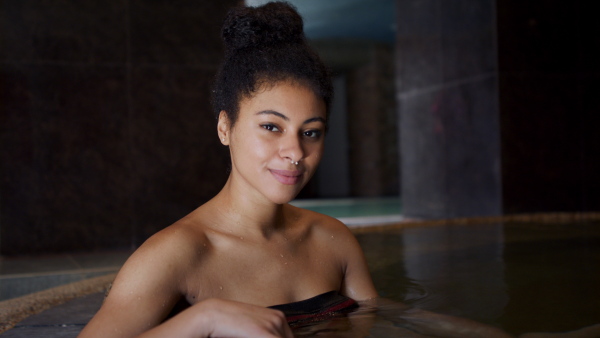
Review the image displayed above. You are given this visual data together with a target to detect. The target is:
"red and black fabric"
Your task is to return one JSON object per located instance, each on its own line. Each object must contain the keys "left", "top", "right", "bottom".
{"left": 269, "top": 291, "right": 358, "bottom": 327}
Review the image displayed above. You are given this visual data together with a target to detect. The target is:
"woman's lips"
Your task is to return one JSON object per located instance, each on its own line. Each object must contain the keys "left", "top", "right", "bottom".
{"left": 269, "top": 169, "right": 303, "bottom": 185}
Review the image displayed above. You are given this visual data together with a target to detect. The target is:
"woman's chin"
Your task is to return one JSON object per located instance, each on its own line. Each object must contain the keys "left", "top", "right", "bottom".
{"left": 266, "top": 189, "right": 302, "bottom": 205}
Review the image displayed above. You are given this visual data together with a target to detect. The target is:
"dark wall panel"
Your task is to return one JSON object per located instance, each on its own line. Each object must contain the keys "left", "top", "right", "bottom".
{"left": 498, "top": 0, "right": 600, "bottom": 213}
{"left": 0, "top": 0, "right": 238, "bottom": 255}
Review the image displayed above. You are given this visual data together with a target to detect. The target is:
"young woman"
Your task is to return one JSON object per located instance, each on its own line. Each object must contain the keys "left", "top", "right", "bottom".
{"left": 80, "top": 2, "right": 530, "bottom": 337}
{"left": 80, "top": 2, "right": 377, "bottom": 337}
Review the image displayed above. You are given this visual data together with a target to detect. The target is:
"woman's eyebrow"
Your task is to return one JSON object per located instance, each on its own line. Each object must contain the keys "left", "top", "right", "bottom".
{"left": 256, "top": 110, "right": 289, "bottom": 121}
{"left": 304, "top": 117, "right": 326, "bottom": 124}
{"left": 256, "top": 110, "right": 326, "bottom": 125}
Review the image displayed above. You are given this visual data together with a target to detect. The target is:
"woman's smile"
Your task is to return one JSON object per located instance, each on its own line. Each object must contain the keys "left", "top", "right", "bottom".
{"left": 269, "top": 169, "right": 304, "bottom": 185}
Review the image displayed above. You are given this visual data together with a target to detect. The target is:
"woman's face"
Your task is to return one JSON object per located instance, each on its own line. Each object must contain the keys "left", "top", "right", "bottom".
{"left": 219, "top": 81, "right": 327, "bottom": 205}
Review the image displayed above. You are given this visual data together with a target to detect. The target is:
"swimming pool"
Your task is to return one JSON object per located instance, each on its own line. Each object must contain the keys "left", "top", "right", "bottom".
{"left": 354, "top": 218, "right": 600, "bottom": 336}
{"left": 2, "top": 213, "right": 599, "bottom": 336}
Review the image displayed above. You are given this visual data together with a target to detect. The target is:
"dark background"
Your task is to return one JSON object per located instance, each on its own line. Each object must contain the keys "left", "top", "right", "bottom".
{"left": 1, "top": 0, "right": 598, "bottom": 255}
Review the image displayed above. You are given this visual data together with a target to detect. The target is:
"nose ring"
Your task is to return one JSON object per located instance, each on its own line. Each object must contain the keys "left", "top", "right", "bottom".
{"left": 291, "top": 160, "right": 299, "bottom": 166}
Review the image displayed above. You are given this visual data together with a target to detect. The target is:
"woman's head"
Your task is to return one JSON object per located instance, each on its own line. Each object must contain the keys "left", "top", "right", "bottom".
{"left": 217, "top": 80, "right": 326, "bottom": 204}
{"left": 212, "top": 1, "right": 332, "bottom": 128}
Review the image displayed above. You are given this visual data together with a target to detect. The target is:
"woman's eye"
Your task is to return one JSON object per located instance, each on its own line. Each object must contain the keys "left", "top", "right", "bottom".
{"left": 261, "top": 124, "right": 280, "bottom": 132}
{"left": 303, "top": 130, "right": 322, "bottom": 138}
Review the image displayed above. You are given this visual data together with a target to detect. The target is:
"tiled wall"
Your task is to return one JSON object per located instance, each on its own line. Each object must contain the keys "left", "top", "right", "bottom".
{"left": 0, "top": 1, "right": 239, "bottom": 255}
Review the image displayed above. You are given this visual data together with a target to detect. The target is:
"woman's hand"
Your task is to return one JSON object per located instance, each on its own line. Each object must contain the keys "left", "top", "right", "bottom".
{"left": 137, "top": 298, "right": 293, "bottom": 338}
{"left": 198, "top": 298, "right": 293, "bottom": 338}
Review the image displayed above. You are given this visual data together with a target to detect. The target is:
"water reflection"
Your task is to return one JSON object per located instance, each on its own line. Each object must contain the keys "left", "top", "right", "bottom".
{"left": 401, "top": 223, "right": 508, "bottom": 323}
{"left": 291, "top": 298, "right": 511, "bottom": 337}
{"left": 354, "top": 220, "right": 600, "bottom": 335}
{"left": 355, "top": 223, "right": 508, "bottom": 327}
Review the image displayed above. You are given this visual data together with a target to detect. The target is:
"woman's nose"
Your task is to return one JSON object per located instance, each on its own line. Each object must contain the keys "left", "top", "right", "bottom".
{"left": 280, "top": 134, "right": 304, "bottom": 163}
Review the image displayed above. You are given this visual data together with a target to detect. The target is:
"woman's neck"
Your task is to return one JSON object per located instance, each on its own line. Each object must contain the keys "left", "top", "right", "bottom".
{"left": 210, "top": 176, "right": 288, "bottom": 239}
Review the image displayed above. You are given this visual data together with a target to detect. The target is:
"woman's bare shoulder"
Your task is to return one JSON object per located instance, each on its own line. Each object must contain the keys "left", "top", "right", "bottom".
{"left": 80, "top": 215, "right": 213, "bottom": 337}
{"left": 293, "top": 204, "right": 350, "bottom": 227}
{"left": 286, "top": 204, "right": 355, "bottom": 241}
{"left": 143, "top": 216, "right": 210, "bottom": 255}
{"left": 135, "top": 218, "right": 210, "bottom": 269}
{"left": 285, "top": 205, "right": 378, "bottom": 300}
{"left": 113, "top": 215, "right": 211, "bottom": 291}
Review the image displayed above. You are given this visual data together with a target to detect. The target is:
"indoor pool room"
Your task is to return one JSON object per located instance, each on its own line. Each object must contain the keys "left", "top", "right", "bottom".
{"left": 1, "top": 0, "right": 599, "bottom": 337}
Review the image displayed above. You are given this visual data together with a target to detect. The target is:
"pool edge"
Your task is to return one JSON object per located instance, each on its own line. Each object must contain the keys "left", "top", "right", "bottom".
{"left": 0, "top": 273, "right": 115, "bottom": 333}
{"left": 348, "top": 212, "right": 600, "bottom": 233}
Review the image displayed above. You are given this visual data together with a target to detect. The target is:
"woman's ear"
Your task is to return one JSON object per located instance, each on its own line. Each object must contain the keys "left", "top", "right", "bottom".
{"left": 217, "top": 111, "right": 230, "bottom": 146}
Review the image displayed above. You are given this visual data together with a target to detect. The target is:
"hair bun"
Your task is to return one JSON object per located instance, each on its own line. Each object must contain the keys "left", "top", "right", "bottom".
{"left": 222, "top": 2, "right": 305, "bottom": 54}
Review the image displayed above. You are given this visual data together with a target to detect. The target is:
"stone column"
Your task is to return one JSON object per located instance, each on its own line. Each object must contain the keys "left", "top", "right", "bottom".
{"left": 396, "top": 0, "right": 502, "bottom": 218}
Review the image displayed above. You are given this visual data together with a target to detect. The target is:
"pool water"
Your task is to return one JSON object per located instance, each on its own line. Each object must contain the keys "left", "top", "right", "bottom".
{"left": 291, "top": 199, "right": 599, "bottom": 335}
{"left": 349, "top": 219, "right": 600, "bottom": 336}
{"left": 3, "top": 199, "right": 599, "bottom": 336}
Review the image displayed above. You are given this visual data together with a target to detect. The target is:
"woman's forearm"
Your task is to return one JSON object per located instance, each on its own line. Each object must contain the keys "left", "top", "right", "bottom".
{"left": 135, "top": 304, "right": 211, "bottom": 338}
{"left": 136, "top": 298, "right": 292, "bottom": 338}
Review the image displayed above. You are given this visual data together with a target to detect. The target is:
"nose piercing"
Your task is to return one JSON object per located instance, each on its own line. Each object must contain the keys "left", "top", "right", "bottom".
{"left": 291, "top": 160, "right": 299, "bottom": 165}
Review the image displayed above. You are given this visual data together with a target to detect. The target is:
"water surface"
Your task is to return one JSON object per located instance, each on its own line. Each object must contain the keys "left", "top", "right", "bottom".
{"left": 330, "top": 220, "right": 600, "bottom": 336}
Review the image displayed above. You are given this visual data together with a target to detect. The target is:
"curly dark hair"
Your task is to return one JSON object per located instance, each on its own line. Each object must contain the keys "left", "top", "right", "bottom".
{"left": 212, "top": 1, "right": 333, "bottom": 127}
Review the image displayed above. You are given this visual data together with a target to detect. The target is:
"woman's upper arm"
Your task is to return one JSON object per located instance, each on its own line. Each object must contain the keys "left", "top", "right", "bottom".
{"left": 333, "top": 223, "right": 379, "bottom": 301}
{"left": 79, "top": 231, "right": 190, "bottom": 338}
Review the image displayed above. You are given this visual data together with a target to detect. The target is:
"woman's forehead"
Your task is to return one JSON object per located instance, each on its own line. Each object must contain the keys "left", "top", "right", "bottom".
{"left": 239, "top": 81, "right": 327, "bottom": 119}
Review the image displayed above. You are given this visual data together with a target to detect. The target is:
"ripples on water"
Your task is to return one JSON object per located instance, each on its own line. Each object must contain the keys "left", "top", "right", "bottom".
{"left": 292, "top": 301, "right": 600, "bottom": 337}
{"left": 292, "top": 301, "right": 416, "bottom": 337}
